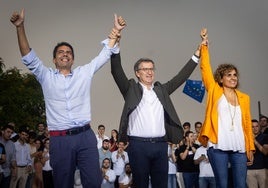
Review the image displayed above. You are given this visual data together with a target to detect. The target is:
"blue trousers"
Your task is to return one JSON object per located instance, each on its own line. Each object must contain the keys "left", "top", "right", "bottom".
{"left": 207, "top": 147, "right": 247, "bottom": 188}
{"left": 183, "top": 172, "right": 199, "bottom": 188}
{"left": 199, "top": 177, "right": 216, "bottom": 188}
{"left": 50, "top": 128, "right": 101, "bottom": 188}
{"left": 168, "top": 174, "right": 177, "bottom": 188}
{"left": 128, "top": 139, "right": 168, "bottom": 188}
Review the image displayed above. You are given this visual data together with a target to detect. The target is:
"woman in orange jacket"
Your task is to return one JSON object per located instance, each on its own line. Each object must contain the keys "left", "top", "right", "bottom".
{"left": 198, "top": 29, "right": 255, "bottom": 188}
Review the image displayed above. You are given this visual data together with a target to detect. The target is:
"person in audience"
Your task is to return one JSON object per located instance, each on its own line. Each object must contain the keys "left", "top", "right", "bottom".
{"left": 194, "top": 145, "right": 216, "bottom": 188}
{"left": 168, "top": 142, "right": 177, "bottom": 188}
{"left": 118, "top": 163, "right": 133, "bottom": 188}
{"left": 99, "top": 139, "right": 112, "bottom": 168}
{"left": 246, "top": 119, "right": 268, "bottom": 188}
{"left": 42, "top": 138, "right": 54, "bottom": 188}
{"left": 101, "top": 158, "right": 116, "bottom": 188}
{"left": 96, "top": 125, "right": 110, "bottom": 149}
{"left": 109, "top": 129, "right": 119, "bottom": 152}
{"left": 175, "top": 130, "right": 199, "bottom": 188}
{"left": 0, "top": 125, "right": 16, "bottom": 188}
{"left": 10, "top": 127, "right": 32, "bottom": 188}
{"left": 111, "top": 141, "right": 129, "bottom": 188}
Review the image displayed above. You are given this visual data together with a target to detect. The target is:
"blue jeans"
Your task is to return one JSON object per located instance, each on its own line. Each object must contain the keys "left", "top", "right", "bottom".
{"left": 50, "top": 128, "right": 101, "bottom": 188}
{"left": 199, "top": 177, "right": 216, "bottom": 188}
{"left": 207, "top": 147, "right": 247, "bottom": 188}
{"left": 183, "top": 172, "right": 199, "bottom": 188}
{"left": 168, "top": 174, "right": 177, "bottom": 188}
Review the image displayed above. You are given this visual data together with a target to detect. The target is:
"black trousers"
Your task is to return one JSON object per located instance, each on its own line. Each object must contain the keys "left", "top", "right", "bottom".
{"left": 43, "top": 170, "right": 54, "bottom": 188}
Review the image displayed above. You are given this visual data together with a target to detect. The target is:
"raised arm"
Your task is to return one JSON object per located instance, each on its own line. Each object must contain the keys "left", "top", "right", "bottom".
{"left": 199, "top": 28, "right": 215, "bottom": 90}
{"left": 10, "top": 9, "right": 30, "bottom": 56}
{"left": 108, "top": 14, "right": 126, "bottom": 48}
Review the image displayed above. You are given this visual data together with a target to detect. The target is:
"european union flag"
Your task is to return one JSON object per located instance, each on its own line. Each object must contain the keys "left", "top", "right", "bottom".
{"left": 183, "top": 79, "right": 205, "bottom": 103}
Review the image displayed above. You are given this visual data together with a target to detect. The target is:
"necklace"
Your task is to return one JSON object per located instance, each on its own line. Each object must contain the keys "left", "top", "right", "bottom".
{"left": 225, "top": 91, "right": 237, "bottom": 131}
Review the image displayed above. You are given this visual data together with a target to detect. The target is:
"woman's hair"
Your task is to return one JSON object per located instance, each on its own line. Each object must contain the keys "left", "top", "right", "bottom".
{"left": 214, "top": 63, "right": 239, "bottom": 88}
{"left": 110, "top": 129, "right": 118, "bottom": 141}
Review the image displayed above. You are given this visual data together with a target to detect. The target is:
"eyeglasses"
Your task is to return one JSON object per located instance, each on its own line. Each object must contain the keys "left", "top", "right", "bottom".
{"left": 138, "top": 68, "right": 155, "bottom": 72}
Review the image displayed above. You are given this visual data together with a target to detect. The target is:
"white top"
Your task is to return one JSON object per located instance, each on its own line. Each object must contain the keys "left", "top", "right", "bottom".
{"left": 168, "top": 146, "right": 177, "bottom": 174}
{"left": 96, "top": 134, "right": 109, "bottom": 149}
{"left": 194, "top": 146, "right": 214, "bottom": 177}
{"left": 42, "top": 148, "right": 53, "bottom": 171}
{"left": 101, "top": 168, "right": 116, "bottom": 188}
{"left": 14, "top": 141, "right": 32, "bottom": 166}
{"left": 208, "top": 95, "right": 245, "bottom": 152}
{"left": 118, "top": 173, "right": 132, "bottom": 187}
{"left": 128, "top": 83, "right": 165, "bottom": 137}
{"left": 111, "top": 150, "right": 129, "bottom": 176}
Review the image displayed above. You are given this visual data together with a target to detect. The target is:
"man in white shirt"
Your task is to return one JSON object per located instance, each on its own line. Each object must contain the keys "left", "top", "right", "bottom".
{"left": 111, "top": 142, "right": 129, "bottom": 188}
{"left": 96, "top": 125, "right": 110, "bottom": 149}
{"left": 10, "top": 127, "right": 32, "bottom": 188}
{"left": 194, "top": 146, "right": 216, "bottom": 188}
{"left": 118, "top": 163, "right": 133, "bottom": 188}
{"left": 111, "top": 31, "right": 202, "bottom": 187}
{"left": 101, "top": 158, "right": 116, "bottom": 188}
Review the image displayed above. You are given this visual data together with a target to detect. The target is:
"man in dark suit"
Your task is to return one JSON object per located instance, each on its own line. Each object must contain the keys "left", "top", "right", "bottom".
{"left": 111, "top": 33, "right": 203, "bottom": 188}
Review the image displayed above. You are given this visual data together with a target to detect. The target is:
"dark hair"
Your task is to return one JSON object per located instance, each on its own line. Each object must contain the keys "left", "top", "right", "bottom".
{"left": 53, "top": 42, "right": 74, "bottom": 59}
{"left": 18, "top": 126, "right": 28, "bottom": 134}
{"left": 36, "top": 122, "right": 46, "bottom": 127}
{"left": 134, "top": 58, "right": 155, "bottom": 72}
{"left": 102, "top": 139, "right": 110, "bottom": 143}
{"left": 110, "top": 129, "right": 118, "bottom": 140}
{"left": 251, "top": 119, "right": 258, "bottom": 123}
{"left": 183, "top": 122, "right": 191, "bottom": 128}
{"left": 98, "top": 124, "right": 105, "bottom": 129}
{"left": 2, "top": 124, "right": 15, "bottom": 131}
{"left": 125, "top": 163, "right": 131, "bottom": 168}
{"left": 34, "top": 138, "right": 44, "bottom": 151}
{"left": 194, "top": 121, "right": 202, "bottom": 127}
{"left": 103, "top": 158, "right": 111, "bottom": 163}
{"left": 259, "top": 115, "right": 268, "bottom": 121}
{"left": 43, "top": 138, "right": 50, "bottom": 145}
{"left": 185, "top": 130, "right": 193, "bottom": 137}
{"left": 28, "top": 131, "right": 37, "bottom": 139}
{"left": 214, "top": 64, "right": 239, "bottom": 88}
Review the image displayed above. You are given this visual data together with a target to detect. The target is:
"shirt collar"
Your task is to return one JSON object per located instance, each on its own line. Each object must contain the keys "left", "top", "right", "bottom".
{"left": 139, "top": 82, "right": 154, "bottom": 90}
{"left": 54, "top": 69, "right": 73, "bottom": 76}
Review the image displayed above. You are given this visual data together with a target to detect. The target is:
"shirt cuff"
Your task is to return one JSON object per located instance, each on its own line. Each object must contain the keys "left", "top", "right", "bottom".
{"left": 191, "top": 55, "right": 200, "bottom": 64}
{"left": 101, "top": 39, "right": 120, "bottom": 54}
{"left": 21, "top": 49, "right": 36, "bottom": 65}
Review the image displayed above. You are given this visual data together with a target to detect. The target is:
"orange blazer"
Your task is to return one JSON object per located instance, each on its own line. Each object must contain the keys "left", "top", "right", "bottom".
{"left": 198, "top": 45, "right": 255, "bottom": 159}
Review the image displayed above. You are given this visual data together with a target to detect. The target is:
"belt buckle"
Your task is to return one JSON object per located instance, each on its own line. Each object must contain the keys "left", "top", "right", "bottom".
{"left": 66, "top": 124, "right": 89, "bottom": 136}
{"left": 149, "top": 138, "right": 156, "bottom": 143}
{"left": 67, "top": 129, "right": 76, "bottom": 136}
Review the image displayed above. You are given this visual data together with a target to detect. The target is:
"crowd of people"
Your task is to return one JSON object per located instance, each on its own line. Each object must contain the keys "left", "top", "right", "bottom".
{"left": 2, "top": 8, "right": 267, "bottom": 188}
{"left": 0, "top": 122, "right": 133, "bottom": 188}
{"left": 1, "top": 116, "right": 268, "bottom": 188}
